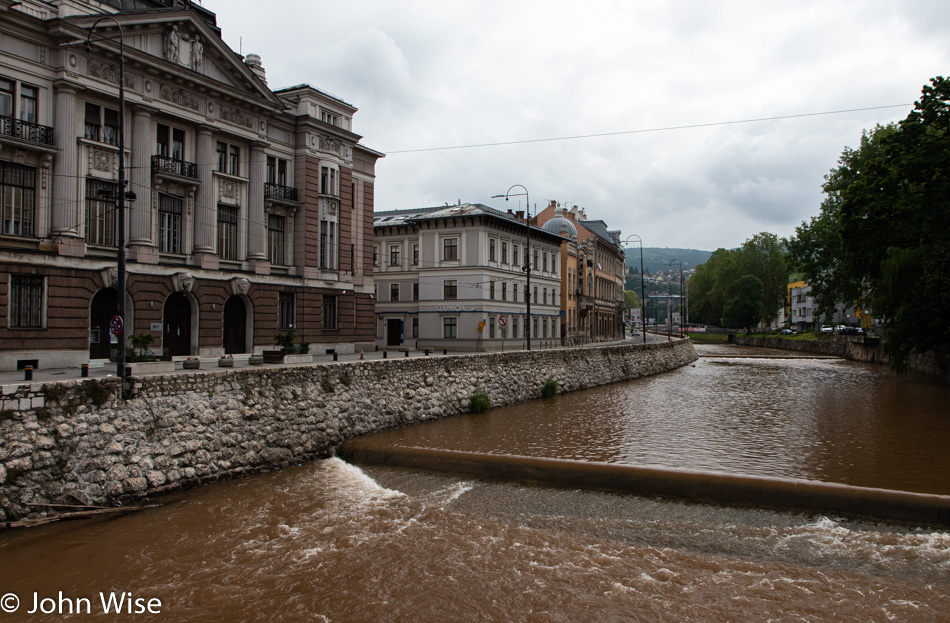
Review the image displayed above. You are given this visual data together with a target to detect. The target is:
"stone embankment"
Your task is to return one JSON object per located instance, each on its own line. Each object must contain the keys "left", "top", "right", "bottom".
{"left": 0, "top": 340, "right": 697, "bottom": 524}
{"left": 734, "top": 335, "right": 948, "bottom": 383}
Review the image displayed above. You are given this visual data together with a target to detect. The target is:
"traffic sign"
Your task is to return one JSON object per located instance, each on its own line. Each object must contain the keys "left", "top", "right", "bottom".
{"left": 498, "top": 315, "right": 508, "bottom": 326}
{"left": 110, "top": 315, "right": 124, "bottom": 336}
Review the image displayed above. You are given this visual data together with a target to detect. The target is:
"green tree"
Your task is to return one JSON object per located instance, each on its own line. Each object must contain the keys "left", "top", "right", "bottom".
{"left": 789, "top": 76, "right": 950, "bottom": 372}
{"left": 722, "top": 275, "right": 764, "bottom": 333}
{"left": 737, "top": 233, "right": 787, "bottom": 326}
{"left": 624, "top": 290, "right": 640, "bottom": 312}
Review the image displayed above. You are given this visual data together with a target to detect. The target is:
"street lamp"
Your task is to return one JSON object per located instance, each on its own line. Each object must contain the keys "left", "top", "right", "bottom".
{"left": 623, "top": 235, "right": 646, "bottom": 344}
{"left": 491, "top": 185, "right": 531, "bottom": 351}
{"left": 84, "top": 17, "right": 127, "bottom": 380}
{"left": 668, "top": 259, "right": 683, "bottom": 338}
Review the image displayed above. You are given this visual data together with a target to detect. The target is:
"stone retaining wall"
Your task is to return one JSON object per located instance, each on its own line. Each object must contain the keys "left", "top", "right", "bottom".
{"left": 0, "top": 340, "right": 697, "bottom": 524}
{"left": 734, "top": 336, "right": 948, "bottom": 383}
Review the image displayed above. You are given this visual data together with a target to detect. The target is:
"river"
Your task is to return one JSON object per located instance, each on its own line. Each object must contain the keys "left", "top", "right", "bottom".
{"left": 0, "top": 344, "right": 947, "bottom": 622}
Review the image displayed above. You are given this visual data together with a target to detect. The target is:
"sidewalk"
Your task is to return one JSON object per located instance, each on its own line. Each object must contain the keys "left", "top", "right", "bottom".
{"left": 0, "top": 335, "right": 667, "bottom": 388}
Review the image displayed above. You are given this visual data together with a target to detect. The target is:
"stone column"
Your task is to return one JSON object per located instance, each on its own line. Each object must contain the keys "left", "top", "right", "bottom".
{"left": 50, "top": 82, "right": 83, "bottom": 256}
{"left": 127, "top": 105, "right": 158, "bottom": 263}
{"left": 246, "top": 141, "right": 268, "bottom": 271}
{"left": 193, "top": 125, "right": 218, "bottom": 269}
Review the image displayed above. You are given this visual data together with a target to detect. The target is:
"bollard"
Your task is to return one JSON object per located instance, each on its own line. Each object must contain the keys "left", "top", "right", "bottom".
{"left": 404, "top": 349, "right": 409, "bottom": 358}
{"left": 383, "top": 350, "right": 388, "bottom": 359}
{"left": 81, "top": 363, "right": 89, "bottom": 378}
{"left": 425, "top": 348, "right": 430, "bottom": 356}
{"left": 333, "top": 351, "right": 338, "bottom": 361}
{"left": 24, "top": 365, "right": 33, "bottom": 381}
{"left": 443, "top": 348, "right": 447, "bottom": 355}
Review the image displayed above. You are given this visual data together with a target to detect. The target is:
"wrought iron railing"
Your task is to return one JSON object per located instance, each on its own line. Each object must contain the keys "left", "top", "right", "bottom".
{"left": 264, "top": 182, "right": 298, "bottom": 202}
{"left": 0, "top": 115, "right": 54, "bottom": 146}
{"left": 151, "top": 155, "right": 198, "bottom": 179}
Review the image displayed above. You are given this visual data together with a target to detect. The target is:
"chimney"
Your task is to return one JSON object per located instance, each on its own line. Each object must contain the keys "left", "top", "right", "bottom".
{"left": 244, "top": 53, "right": 267, "bottom": 83}
{"left": 516, "top": 210, "right": 525, "bottom": 221}
{"left": 569, "top": 205, "right": 578, "bottom": 220}
{"left": 507, "top": 209, "right": 514, "bottom": 215}
{"left": 579, "top": 207, "right": 587, "bottom": 221}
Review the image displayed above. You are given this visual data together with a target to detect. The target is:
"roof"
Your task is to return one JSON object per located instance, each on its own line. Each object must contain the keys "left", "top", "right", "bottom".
{"left": 374, "top": 203, "right": 563, "bottom": 241}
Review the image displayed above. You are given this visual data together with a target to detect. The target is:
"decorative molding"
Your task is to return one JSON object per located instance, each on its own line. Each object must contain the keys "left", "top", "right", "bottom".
{"left": 219, "top": 178, "right": 238, "bottom": 199}
{"left": 87, "top": 59, "right": 135, "bottom": 89}
{"left": 220, "top": 105, "right": 252, "bottom": 128}
{"left": 174, "top": 272, "right": 194, "bottom": 293}
{"left": 91, "top": 148, "right": 114, "bottom": 173}
{"left": 229, "top": 277, "right": 251, "bottom": 296}
{"left": 159, "top": 84, "right": 199, "bottom": 111}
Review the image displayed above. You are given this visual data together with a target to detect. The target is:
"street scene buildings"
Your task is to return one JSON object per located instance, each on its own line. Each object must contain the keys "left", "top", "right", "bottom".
{"left": 0, "top": 0, "right": 381, "bottom": 371}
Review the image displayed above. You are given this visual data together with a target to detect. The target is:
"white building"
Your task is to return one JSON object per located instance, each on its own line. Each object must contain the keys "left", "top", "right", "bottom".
{"left": 373, "top": 204, "right": 564, "bottom": 352}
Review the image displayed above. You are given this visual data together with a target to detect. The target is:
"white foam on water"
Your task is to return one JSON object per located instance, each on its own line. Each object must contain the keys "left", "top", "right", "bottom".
{"left": 320, "top": 456, "right": 406, "bottom": 503}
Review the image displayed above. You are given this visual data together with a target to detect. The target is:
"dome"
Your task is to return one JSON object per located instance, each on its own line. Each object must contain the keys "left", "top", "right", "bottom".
{"left": 541, "top": 216, "right": 577, "bottom": 239}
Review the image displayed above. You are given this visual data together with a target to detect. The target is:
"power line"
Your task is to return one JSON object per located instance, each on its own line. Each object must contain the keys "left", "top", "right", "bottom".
{"left": 384, "top": 104, "right": 912, "bottom": 154}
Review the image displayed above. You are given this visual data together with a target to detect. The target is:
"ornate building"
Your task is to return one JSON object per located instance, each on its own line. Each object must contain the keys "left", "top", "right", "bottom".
{"left": 0, "top": 0, "right": 381, "bottom": 370}
{"left": 535, "top": 202, "right": 626, "bottom": 342}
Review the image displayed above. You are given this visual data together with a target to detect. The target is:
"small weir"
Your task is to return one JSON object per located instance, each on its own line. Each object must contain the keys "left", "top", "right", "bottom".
{"left": 339, "top": 438, "right": 950, "bottom": 526}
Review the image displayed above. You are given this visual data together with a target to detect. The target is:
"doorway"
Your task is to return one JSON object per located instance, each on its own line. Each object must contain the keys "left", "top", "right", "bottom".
{"left": 223, "top": 296, "right": 247, "bottom": 354}
{"left": 386, "top": 318, "right": 403, "bottom": 347}
{"left": 89, "top": 288, "right": 118, "bottom": 360}
{"left": 163, "top": 292, "right": 191, "bottom": 359}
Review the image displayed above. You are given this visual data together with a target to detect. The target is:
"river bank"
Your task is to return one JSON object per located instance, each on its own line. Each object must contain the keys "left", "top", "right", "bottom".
{"left": 0, "top": 339, "right": 697, "bottom": 526}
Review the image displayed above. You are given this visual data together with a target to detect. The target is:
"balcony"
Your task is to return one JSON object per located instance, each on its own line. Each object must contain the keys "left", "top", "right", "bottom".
{"left": 0, "top": 115, "right": 54, "bottom": 146}
{"left": 151, "top": 155, "right": 198, "bottom": 180}
{"left": 264, "top": 182, "right": 298, "bottom": 202}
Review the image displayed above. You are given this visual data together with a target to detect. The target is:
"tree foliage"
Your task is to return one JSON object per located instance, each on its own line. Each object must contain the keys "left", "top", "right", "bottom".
{"left": 722, "top": 275, "right": 764, "bottom": 333}
{"left": 688, "top": 234, "right": 786, "bottom": 327}
{"left": 624, "top": 290, "right": 640, "bottom": 311}
{"left": 787, "top": 76, "right": 950, "bottom": 372}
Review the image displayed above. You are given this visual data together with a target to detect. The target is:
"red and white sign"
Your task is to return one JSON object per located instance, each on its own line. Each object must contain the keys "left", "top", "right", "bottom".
{"left": 497, "top": 315, "right": 508, "bottom": 327}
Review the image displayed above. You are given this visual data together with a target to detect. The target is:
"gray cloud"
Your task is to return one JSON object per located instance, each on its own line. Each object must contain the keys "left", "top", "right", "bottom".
{"left": 210, "top": 0, "right": 948, "bottom": 251}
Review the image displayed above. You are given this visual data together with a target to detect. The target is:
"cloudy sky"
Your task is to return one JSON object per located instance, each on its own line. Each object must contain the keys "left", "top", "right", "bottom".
{"left": 205, "top": 0, "right": 949, "bottom": 251}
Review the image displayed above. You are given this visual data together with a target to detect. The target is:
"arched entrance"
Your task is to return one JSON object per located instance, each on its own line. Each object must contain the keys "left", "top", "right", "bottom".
{"left": 223, "top": 296, "right": 247, "bottom": 354}
{"left": 89, "top": 288, "right": 118, "bottom": 360}
{"left": 163, "top": 292, "right": 192, "bottom": 359}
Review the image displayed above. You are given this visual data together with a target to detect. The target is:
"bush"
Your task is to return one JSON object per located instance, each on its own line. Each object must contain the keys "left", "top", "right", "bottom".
{"left": 470, "top": 389, "right": 491, "bottom": 414}
{"left": 542, "top": 376, "right": 558, "bottom": 399}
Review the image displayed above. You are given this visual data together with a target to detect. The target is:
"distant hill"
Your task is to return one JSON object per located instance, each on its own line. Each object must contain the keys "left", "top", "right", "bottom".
{"left": 622, "top": 247, "right": 712, "bottom": 274}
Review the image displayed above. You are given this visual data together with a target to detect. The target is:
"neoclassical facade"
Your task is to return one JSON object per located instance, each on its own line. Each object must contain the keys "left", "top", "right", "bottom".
{"left": 535, "top": 202, "right": 626, "bottom": 342}
{"left": 374, "top": 204, "right": 564, "bottom": 352}
{"left": 0, "top": 0, "right": 381, "bottom": 370}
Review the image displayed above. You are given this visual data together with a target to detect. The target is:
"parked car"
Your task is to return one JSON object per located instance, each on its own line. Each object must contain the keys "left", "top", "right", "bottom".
{"left": 820, "top": 325, "right": 833, "bottom": 334}
{"left": 780, "top": 328, "right": 796, "bottom": 335}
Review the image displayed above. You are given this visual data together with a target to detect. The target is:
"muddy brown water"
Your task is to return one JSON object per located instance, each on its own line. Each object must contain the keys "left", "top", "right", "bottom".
{"left": 0, "top": 344, "right": 947, "bottom": 622}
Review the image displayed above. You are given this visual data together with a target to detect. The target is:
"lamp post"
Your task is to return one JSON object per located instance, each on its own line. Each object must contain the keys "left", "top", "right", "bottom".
{"left": 84, "top": 17, "right": 127, "bottom": 379}
{"left": 668, "top": 259, "right": 683, "bottom": 338}
{"left": 623, "top": 235, "right": 646, "bottom": 344}
{"left": 491, "top": 185, "right": 531, "bottom": 351}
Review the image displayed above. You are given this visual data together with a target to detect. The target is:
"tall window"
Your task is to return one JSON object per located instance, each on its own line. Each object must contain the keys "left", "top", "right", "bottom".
{"left": 217, "top": 205, "right": 238, "bottom": 260}
{"left": 413, "top": 283, "right": 419, "bottom": 301}
{"left": 0, "top": 79, "right": 12, "bottom": 117}
{"left": 534, "top": 286, "right": 538, "bottom": 304}
{"left": 443, "top": 238, "right": 458, "bottom": 261}
{"left": 9, "top": 274, "right": 43, "bottom": 328}
{"left": 266, "top": 155, "right": 288, "bottom": 185}
{"left": 157, "top": 124, "right": 184, "bottom": 159}
{"left": 443, "top": 280, "right": 457, "bottom": 300}
{"left": 513, "top": 244, "right": 520, "bottom": 266}
{"left": 84, "top": 178, "right": 116, "bottom": 246}
{"left": 321, "top": 110, "right": 340, "bottom": 126}
{"left": 512, "top": 317, "right": 518, "bottom": 339}
{"left": 543, "top": 252, "right": 548, "bottom": 272}
{"left": 501, "top": 241, "right": 508, "bottom": 264}
{"left": 1, "top": 163, "right": 35, "bottom": 237}
{"left": 489, "top": 281, "right": 495, "bottom": 300}
{"left": 216, "top": 141, "right": 240, "bottom": 175}
{"left": 533, "top": 249, "right": 539, "bottom": 270}
{"left": 412, "top": 243, "right": 419, "bottom": 265}
{"left": 279, "top": 292, "right": 295, "bottom": 329}
{"left": 489, "top": 317, "right": 495, "bottom": 339}
{"left": 389, "top": 244, "right": 401, "bottom": 266}
{"left": 18, "top": 85, "right": 36, "bottom": 124}
{"left": 513, "top": 283, "right": 519, "bottom": 303}
{"left": 83, "top": 103, "right": 118, "bottom": 145}
{"left": 390, "top": 283, "right": 400, "bottom": 302}
{"left": 412, "top": 317, "right": 419, "bottom": 338}
{"left": 443, "top": 317, "right": 457, "bottom": 339}
{"left": 268, "top": 214, "right": 285, "bottom": 265}
{"left": 320, "top": 166, "right": 338, "bottom": 196}
{"left": 158, "top": 193, "right": 183, "bottom": 253}
{"left": 323, "top": 294, "right": 337, "bottom": 330}
{"left": 502, "top": 282, "right": 507, "bottom": 301}
{"left": 373, "top": 245, "right": 379, "bottom": 267}
{"left": 489, "top": 238, "right": 496, "bottom": 261}
{"left": 320, "top": 220, "right": 336, "bottom": 269}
